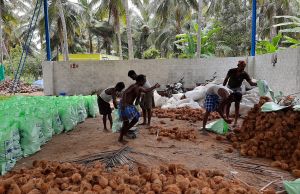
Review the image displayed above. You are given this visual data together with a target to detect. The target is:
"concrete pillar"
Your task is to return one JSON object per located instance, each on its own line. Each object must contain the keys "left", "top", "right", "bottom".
{"left": 42, "top": 61, "right": 54, "bottom": 95}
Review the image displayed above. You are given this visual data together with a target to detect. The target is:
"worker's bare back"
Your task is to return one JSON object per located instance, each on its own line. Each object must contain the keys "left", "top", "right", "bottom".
{"left": 121, "top": 83, "right": 141, "bottom": 106}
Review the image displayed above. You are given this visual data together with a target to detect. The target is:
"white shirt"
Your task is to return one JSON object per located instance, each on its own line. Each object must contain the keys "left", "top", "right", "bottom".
{"left": 206, "top": 84, "right": 232, "bottom": 99}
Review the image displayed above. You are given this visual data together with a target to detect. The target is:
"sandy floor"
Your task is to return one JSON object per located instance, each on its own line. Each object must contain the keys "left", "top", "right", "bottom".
{"left": 14, "top": 116, "right": 292, "bottom": 191}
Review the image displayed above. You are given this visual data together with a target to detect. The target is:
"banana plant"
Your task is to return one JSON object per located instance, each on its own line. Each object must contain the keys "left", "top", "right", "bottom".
{"left": 282, "top": 35, "right": 300, "bottom": 48}
{"left": 173, "top": 24, "right": 222, "bottom": 58}
{"left": 274, "top": 15, "right": 300, "bottom": 33}
{"left": 256, "top": 33, "right": 283, "bottom": 54}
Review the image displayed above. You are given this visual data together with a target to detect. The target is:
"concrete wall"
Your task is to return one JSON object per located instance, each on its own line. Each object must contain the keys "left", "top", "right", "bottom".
{"left": 254, "top": 48, "right": 300, "bottom": 95}
{"left": 42, "top": 47, "right": 300, "bottom": 96}
{"left": 43, "top": 57, "right": 245, "bottom": 95}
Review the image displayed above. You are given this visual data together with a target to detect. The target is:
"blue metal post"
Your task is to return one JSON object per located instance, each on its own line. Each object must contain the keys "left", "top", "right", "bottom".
{"left": 43, "top": 0, "right": 51, "bottom": 61}
{"left": 251, "top": 0, "right": 257, "bottom": 56}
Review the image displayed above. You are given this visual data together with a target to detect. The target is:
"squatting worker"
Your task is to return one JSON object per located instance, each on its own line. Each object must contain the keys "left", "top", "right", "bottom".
{"left": 202, "top": 84, "right": 242, "bottom": 132}
{"left": 128, "top": 70, "right": 155, "bottom": 126}
{"left": 119, "top": 75, "right": 160, "bottom": 143}
{"left": 223, "top": 60, "right": 257, "bottom": 92}
{"left": 97, "top": 82, "right": 125, "bottom": 131}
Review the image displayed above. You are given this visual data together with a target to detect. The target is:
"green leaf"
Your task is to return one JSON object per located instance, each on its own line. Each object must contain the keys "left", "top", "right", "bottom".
{"left": 272, "top": 33, "right": 282, "bottom": 47}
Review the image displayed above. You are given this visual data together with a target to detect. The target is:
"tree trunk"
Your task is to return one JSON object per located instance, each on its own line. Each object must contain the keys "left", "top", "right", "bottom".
{"left": 123, "top": 0, "right": 134, "bottom": 60}
{"left": 116, "top": 23, "right": 123, "bottom": 60}
{"left": 57, "top": 0, "right": 69, "bottom": 61}
{"left": 243, "top": 0, "right": 248, "bottom": 55}
{"left": 196, "top": 0, "right": 202, "bottom": 58}
{"left": 89, "top": 31, "right": 93, "bottom": 53}
{"left": 0, "top": 2, "right": 3, "bottom": 64}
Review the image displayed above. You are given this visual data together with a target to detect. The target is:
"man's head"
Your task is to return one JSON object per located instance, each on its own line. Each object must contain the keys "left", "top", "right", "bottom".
{"left": 136, "top": 74, "right": 146, "bottom": 86}
{"left": 227, "top": 92, "right": 242, "bottom": 103}
{"left": 128, "top": 70, "right": 137, "bottom": 80}
{"left": 237, "top": 60, "right": 246, "bottom": 72}
{"left": 115, "top": 82, "right": 125, "bottom": 92}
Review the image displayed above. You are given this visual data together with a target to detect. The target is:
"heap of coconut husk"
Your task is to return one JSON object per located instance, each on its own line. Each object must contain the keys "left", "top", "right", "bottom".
{"left": 0, "top": 79, "right": 39, "bottom": 94}
{"left": 153, "top": 108, "right": 220, "bottom": 122}
{"left": 227, "top": 97, "right": 300, "bottom": 178}
{"left": 0, "top": 160, "right": 261, "bottom": 194}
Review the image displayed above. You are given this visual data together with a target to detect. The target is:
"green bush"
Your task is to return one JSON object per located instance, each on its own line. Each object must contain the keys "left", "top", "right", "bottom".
{"left": 142, "top": 48, "right": 160, "bottom": 59}
{"left": 4, "top": 45, "right": 42, "bottom": 81}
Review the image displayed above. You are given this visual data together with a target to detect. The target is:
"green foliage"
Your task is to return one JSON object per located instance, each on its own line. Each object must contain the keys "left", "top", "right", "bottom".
{"left": 282, "top": 35, "right": 300, "bottom": 48}
{"left": 4, "top": 45, "right": 42, "bottom": 81}
{"left": 173, "top": 24, "right": 222, "bottom": 58}
{"left": 256, "top": 33, "right": 283, "bottom": 54}
{"left": 274, "top": 15, "right": 300, "bottom": 33}
{"left": 142, "top": 47, "right": 160, "bottom": 59}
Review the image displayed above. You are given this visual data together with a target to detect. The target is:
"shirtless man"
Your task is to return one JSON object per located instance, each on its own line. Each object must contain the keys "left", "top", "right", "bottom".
{"left": 118, "top": 75, "right": 160, "bottom": 143}
{"left": 128, "top": 70, "right": 154, "bottom": 126}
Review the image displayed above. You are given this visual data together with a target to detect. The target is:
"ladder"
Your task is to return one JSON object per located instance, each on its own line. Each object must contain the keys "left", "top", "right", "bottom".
{"left": 10, "top": 0, "right": 43, "bottom": 93}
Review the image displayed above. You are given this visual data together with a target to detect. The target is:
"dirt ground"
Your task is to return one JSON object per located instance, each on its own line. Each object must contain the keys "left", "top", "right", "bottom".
{"left": 14, "top": 116, "right": 293, "bottom": 192}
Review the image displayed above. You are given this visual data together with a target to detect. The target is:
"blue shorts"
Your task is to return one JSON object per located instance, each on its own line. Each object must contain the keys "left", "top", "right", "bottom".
{"left": 118, "top": 104, "right": 140, "bottom": 121}
{"left": 204, "top": 94, "right": 220, "bottom": 112}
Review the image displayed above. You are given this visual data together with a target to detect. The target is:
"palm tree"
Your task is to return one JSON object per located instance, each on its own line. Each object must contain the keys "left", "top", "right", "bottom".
{"left": 123, "top": 0, "right": 134, "bottom": 59}
{"left": 76, "top": 0, "right": 96, "bottom": 53}
{"left": 94, "top": 0, "right": 125, "bottom": 59}
{"left": 57, "top": 0, "right": 69, "bottom": 61}
{"left": 196, "top": 0, "right": 203, "bottom": 58}
{"left": 257, "top": 0, "right": 290, "bottom": 39}
{"left": 131, "top": 0, "right": 154, "bottom": 58}
{"left": 154, "top": 0, "right": 198, "bottom": 34}
{"left": 38, "top": 0, "right": 81, "bottom": 60}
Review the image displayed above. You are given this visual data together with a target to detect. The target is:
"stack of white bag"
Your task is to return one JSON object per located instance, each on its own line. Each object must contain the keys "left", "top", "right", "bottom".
{"left": 229, "top": 87, "right": 260, "bottom": 116}
{"left": 154, "top": 80, "right": 260, "bottom": 116}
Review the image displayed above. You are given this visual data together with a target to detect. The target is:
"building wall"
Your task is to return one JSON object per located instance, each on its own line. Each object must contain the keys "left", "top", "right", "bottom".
{"left": 42, "top": 47, "right": 300, "bottom": 96}
{"left": 254, "top": 48, "right": 300, "bottom": 95}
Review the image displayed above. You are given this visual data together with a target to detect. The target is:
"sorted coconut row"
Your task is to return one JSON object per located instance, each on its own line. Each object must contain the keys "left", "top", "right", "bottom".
{"left": 153, "top": 108, "right": 220, "bottom": 122}
{"left": 227, "top": 96, "right": 300, "bottom": 178}
{"left": 0, "top": 79, "right": 40, "bottom": 94}
{"left": 148, "top": 126, "right": 197, "bottom": 141}
{"left": 0, "top": 160, "right": 261, "bottom": 194}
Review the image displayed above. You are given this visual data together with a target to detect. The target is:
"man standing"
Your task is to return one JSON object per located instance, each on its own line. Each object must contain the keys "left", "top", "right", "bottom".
{"left": 128, "top": 70, "right": 154, "bottom": 126}
{"left": 223, "top": 60, "right": 257, "bottom": 126}
{"left": 202, "top": 84, "right": 242, "bottom": 131}
{"left": 119, "top": 75, "right": 160, "bottom": 143}
{"left": 97, "top": 82, "right": 125, "bottom": 131}
{"left": 223, "top": 60, "right": 257, "bottom": 92}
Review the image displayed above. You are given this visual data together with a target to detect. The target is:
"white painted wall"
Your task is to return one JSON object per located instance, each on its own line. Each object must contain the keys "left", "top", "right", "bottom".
{"left": 42, "top": 47, "right": 300, "bottom": 96}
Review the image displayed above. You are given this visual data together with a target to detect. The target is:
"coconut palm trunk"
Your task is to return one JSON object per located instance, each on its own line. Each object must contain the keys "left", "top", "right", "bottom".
{"left": 123, "top": 0, "right": 134, "bottom": 59}
{"left": 196, "top": 0, "right": 202, "bottom": 58}
{"left": 57, "top": 0, "right": 69, "bottom": 61}
{"left": 116, "top": 23, "right": 123, "bottom": 60}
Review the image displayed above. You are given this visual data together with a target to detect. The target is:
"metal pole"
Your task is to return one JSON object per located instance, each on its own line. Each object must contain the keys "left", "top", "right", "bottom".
{"left": 250, "top": 0, "right": 257, "bottom": 56}
{"left": 44, "top": 0, "right": 51, "bottom": 61}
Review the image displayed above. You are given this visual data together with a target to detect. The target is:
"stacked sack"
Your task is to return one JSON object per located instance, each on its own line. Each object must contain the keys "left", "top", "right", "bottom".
{"left": 0, "top": 95, "right": 99, "bottom": 175}
{"left": 227, "top": 97, "right": 300, "bottom": 177}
